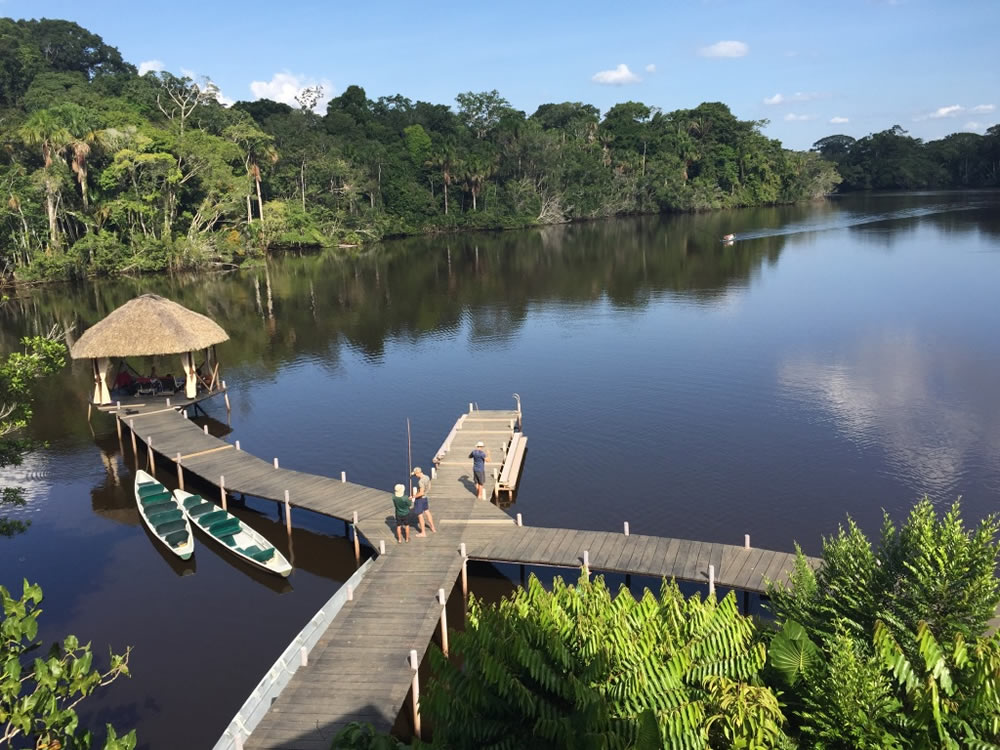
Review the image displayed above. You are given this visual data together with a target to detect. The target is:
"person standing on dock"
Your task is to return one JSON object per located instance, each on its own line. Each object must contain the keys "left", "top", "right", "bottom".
{"left": 411, "top": 467, "right": 436, "bottom": 535}
{"left": 469, "top": 441, "right": 490, "bottom": 500}
{"left": 392, "top": 483, "right": 412, "bottom": 543}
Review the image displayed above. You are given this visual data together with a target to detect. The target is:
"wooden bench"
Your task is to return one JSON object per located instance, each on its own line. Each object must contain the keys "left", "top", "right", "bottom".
{"left": 496, "top": 432, "right": 528, "bottom": 499}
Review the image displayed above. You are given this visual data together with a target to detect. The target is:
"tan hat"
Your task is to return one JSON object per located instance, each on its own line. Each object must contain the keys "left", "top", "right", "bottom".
{"left": 476, "top": 441, "right": 485, "bottom": 447}
{"left": 394, "top": 483, "right": 406, "bottom": 495}
{"left": 411, "top": 466, "right": 422, "bottom": 475}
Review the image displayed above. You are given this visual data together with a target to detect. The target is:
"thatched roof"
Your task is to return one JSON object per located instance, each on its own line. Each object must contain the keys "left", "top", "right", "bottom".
{"left": 70, "top": 294, "right": 229, "bottom": 359}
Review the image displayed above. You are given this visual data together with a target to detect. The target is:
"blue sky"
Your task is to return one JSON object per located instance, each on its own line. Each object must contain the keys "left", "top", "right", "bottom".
{"left": 5, "top": 0, "right": 998, "bottom": 149}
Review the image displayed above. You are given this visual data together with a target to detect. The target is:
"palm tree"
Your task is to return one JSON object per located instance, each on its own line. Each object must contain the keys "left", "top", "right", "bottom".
{"left": 19, "top": 110, "right": 71, "bottom": 249}
{"left": 425, "top": 146, "right": 456, "bottom": 215}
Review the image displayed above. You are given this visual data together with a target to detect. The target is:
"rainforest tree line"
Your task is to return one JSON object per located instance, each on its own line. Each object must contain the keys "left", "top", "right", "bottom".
{"left": 0, "top": 18, "right": 842, "bottom": 282}
{"left": 1, "top": 18, "right": 996, "bottom": 284}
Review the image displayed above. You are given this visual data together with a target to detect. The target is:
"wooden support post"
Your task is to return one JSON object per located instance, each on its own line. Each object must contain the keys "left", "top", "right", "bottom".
{"left": 235, "top": 440, "right": 241, "bottom": 451}
{"left": 166, "top": 397, "right": 171, "bottom": 407}
{"left": 410, "top": 649, "right": 421, "bottom": 739}
{"left": 468, "top": 402, "right": 473, "bottom": 413}
{"left": 341, "top": 471, "right": 346, "bottom": 483}
{"left": 708, "top": 564, "right": 716, "bottom": 597}
{"left": 224, "top": 391, "right": 231, "bottom": 413}
{"left": 460, "top": 542, "right": 468, "bottom": 598}
{"left": 182, "top": 410, "right": 188, "bottom": 419}
{"left": 147, "top": 437, "right": 154, "bottom": 476}
{"left": 379, "top": 539, "right": 386, "bottom": 555}
{"left": 583, "top": 549, "right": 589, "bottom": 576}
{"left": 624, "top": 521, "right": 630, "bottom": 536}
{"left": 516, "top": 513, "right": 522, "bottom": 527}
{"left": 744, "top": 533, "right": 750, "bottom": 550}
{"left": 352, "top": 511, "right": 360, "bottom": 564}
{"left": 273, "top": 457, "right": 279, "bottom": 469}
{"left": 87, "top": 402, "right": 92, "bottom": 421}
{"left": 176, "top": 453, "right": 184, "bottom": 490}
{"left": 220, "top": 475, "right": 227, "bottom": 510}
{"left": 284, "top": 490, "right": 291, "bottom": 535}
{"left": 431, "top": 466, "right": 436, "bottom": 480}
{"left": 300, "top": 646, "right": 308, "bottom": 666}
{"left": 129, "top": 420, "right": 137, "bottom": 457}
{"left": 203, "top": 424, "right": 209, "bottom": 435}
{"left": 116, "top": 400, "right": 121, "bottom": 410}
{"left": 115, "top": 416, "right": 122, "bottom": 440}
{"left": 437, "top": 588, "right": 449, "bottom": 656}
{"left": 346, "top": 584, "right": 353, "bottom": 601}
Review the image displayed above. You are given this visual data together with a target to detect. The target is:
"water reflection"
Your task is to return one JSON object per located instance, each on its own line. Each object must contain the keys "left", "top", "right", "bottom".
{"left": 779, "top": 330, "right": 1000, "bottom": 501}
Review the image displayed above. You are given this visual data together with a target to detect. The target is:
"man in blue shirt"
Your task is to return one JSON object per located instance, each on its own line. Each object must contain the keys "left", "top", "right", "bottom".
{"left": 469, "top": 441, "right": 490, "bottom": 500}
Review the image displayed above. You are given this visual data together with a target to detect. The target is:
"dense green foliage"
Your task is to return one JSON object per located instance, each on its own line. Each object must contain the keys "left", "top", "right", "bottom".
{"left": 0, "top": 17, "right": 840, "bottom": 282}
{"left": 1, "top": 580, "right": 135, "bottom": 749}
{"left": 767, "top": 500, "right": 1000, "bottom": 748}
{"left": 0, "top": 330, "right": 65, "bottom": 537}
{"left": 813, "top": 125, "right": 1000, "bottom": 191}
{"left": 421, "top": 575, "right": 786, "bottom": 749}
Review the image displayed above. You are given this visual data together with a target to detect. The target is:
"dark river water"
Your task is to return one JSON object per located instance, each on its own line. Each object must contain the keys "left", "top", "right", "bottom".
{"left": 2, "top": 191, "right": 1000, "bottom": 747}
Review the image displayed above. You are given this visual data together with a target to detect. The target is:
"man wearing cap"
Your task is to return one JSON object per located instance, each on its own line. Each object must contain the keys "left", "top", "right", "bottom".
{"left": 391, "top": 483, "right": 412, "bottom": 543}
{"left": 411, "top": 466, "right": 436, "bottom": 536}
{"left": 469, "top": 441, "right": 490, "bottom": 500}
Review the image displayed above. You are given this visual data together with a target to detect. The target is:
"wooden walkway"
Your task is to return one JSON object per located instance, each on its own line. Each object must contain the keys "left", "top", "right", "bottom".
{"left": 115, "top": 404, "right": 819, "bottom": 749}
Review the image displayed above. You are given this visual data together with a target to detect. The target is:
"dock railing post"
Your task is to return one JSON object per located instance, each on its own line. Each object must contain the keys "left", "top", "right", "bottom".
{"left": 146, "top": 437, "right": 154, "bottom": 476}
{"left": 744, "top": 534, "right": 750, "bottom": 550}
{"left": 346, "top": 584, "right": 353, "bottom": 601}
{"left": 220, "top": 475, "right": 227, "bottom": 510}
{"left": 115, "top": 415, "right": 122, "bottom": 440}
{"left": 583, "top": 549, "right": 590, "bottom": 577}
{"left": 709, "top": 564, "right": 716, "bottom": 597}
{"left": 129, "top": 420, "right": 137, "bottom": 457}
{"left": 410, "top": 649, "right": 422, "bottom": 739}
{"left": 284, "top": 490, "right": 291, "bottom": 535}
{"left": 203, "top": 424, "right": 208, "bottom": 435}
{"left": 166, "top": 397, "right": 171, "bottom": 407}
{"left": 341, "top": 471, "right": 346, "bottom": 483}
{"left": 273, "top": 457, "right": 279, "bottom": 469}
{"left": 352, "top": 511, "right": 360, "bottom": 563}
{"left": 460, "top": 542, "right": 468, "bottom": 598}
{"left": 516, "top": 513, "right": 522, "bottom": 527}
{"left": 176, "top": 453, "right": 184, "bottom": 490}
{"left": 235, "top": 440, "right": 240, "bottom": 451}
{"left": 437, "top": 588, "right": 449, "bottom": 656}
{"left": 624, "top": 521, "right": 630, "bottom": 536}
{"left": 299, "top": 646, "right": 308, "bottom": 667}
{"left": 379, "top": 540, "right": 386, "bottom": 555}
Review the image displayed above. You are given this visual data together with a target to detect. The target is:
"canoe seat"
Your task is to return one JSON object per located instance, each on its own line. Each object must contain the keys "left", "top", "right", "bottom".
{"left": 148, "top": 508, "right": 182, "bottom": 526}
{"left": 137, "top": 479, "right": 158, "bottom": 486}
{"left": 164, "top": 529, "right": 189, "bottom": 548}
{"left": 199, "top": 510, "right": 229, "bottom": 527}
{"left": 241, "top": 546, "right": 276, "bottom": 563}
{"left": 181, "top": 494, "right": 204, "bottom": 510}
{"left": 138, "top": 484, "right": 166, "bottom": 499}
{"left": 209, "top": 518, "right": 241, "bottom": 539}
{"left": 140, "top": 491, "right": 172, "bottom": 506}
{"left": 142, "top": 498, "right": 174, "bottom": 514}
{"left": 188, "top": 502, "right": 215, "bottom": 517}
{"left": 155, "top": 519, "right": 187, "bottom": 536}
{"left": 219, "top": 535, "right": 237, "bottom": 547}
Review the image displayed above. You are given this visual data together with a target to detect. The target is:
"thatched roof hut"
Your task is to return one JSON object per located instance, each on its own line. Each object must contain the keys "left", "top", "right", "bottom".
{"left": 72, "top": 294, "right": 230, "bottom": 407}
{"left": 71, "top": 294, "right": 228, "bottom": 359}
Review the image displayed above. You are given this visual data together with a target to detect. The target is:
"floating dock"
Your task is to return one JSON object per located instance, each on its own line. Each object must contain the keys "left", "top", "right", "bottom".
{"left": 111, "top": 401, "right": 818, "bottom": 750}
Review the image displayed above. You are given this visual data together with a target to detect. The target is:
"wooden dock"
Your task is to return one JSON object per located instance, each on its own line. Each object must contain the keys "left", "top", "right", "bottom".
{"left": 113, "top": 403, "right": 818, "bottom": 750}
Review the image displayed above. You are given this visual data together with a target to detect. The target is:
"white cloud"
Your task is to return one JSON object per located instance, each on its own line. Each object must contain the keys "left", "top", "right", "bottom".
{"left": 915, "top": 104, "right": 963, "bottom": 121}
{"left": 138, "top": 59, "right": 164, "bottom": 76}
{"left": 249, "top": 72, "right": 334, "bottom": 111}
{"left": 784, "top": 113, "right": 815, "bottom": 122}
{"left": 970, "top": 104, "right": 995, "bottom": 113}
{"left": 830, "top": 116, "right": 850, "bottom": 124}
{"left": 764, "top": 91, "right": 825, "bottom": 105}
{"left": 645, "top": 63, "right": 656, "bottom": 73}
{"left": 591, "top": 63, "right": 641, "bottom": 85}
{"left": 698, "top": 40, "right": 749, "bottom": 58}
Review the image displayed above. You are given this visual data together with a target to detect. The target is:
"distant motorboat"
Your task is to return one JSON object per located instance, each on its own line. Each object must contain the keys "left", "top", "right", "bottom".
{"left": 722, "top": 233, "right": 736, "bottom": 242}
